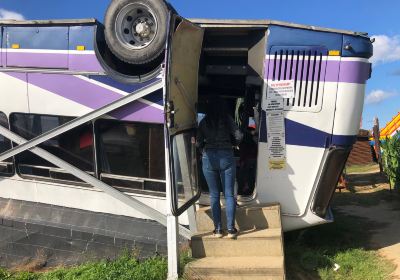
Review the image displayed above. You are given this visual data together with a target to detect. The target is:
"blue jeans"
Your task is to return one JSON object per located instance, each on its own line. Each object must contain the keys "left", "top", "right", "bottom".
{"left": 202, "top": 148, "right": 236, "bottom": 231}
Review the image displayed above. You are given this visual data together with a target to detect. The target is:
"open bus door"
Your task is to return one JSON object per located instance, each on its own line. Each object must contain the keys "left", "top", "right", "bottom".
{"left": 165, "top": 18, "right": 204, "bottom": 216}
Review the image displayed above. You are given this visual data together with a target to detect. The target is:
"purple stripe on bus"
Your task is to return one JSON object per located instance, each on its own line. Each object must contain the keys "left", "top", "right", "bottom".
{"left": 0, "top": 49, "right": 3, "bottom": 66}
{"left": 314, "top": 56, "right": 322, "bottom": 82}
{"left": 6, "top": 73, "right": 163, "bottom": 123}
{"left": 338, "top": 61, "right": 371, "bottom": 84}
{"left": 300, "top": 56, "right": 310, "bottom": 83}
{"left": 28, "top": 73, "right": 121, "bottom": 108}
{"left": 5, "top": 52, "right": 104, "bottom": 72}
{"left": 112, "top": 102, "right": 164, "bottom": 123}
{"left": 6, "top": 52, "right": 69, "bottom": 69}
{"left": 69, "top": 54, "right": 104, "bottom": 72}
{"left": 6, "top": 72, "right": 26, "bottom": 81}
{"left": 284, "top": 57, "right": 292, "bottom": 80}
{"left": 324, "top": 60, "right": 340, "bottom": 83}
{"left": 265, "top": 59, "right": 370, "bottom": 84}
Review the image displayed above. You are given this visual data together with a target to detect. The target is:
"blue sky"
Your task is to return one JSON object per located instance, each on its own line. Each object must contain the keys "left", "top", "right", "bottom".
{"left": 1, "top": 0, "right": 399, "bottom": 130}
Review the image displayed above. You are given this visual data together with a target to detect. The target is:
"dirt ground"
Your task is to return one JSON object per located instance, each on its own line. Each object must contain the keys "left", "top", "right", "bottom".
{"left": 336, "top": 166, "right": 400, "bottom": 279}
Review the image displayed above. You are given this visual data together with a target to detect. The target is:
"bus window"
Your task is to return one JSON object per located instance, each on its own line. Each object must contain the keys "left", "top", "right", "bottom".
{"left": 9, "top": 113, "right": 94, "bottom": 183}
{"left": 0, "top": 112, "right": 14, "bottom": 176}
{"left": 95, "top": 120, "right": 166, "bottom": 194}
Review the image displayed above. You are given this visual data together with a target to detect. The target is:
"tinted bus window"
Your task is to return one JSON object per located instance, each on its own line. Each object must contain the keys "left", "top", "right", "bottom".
{"left": 0, "top": 112, "right": 14, "bottom": 176}
{"left": 95, "top": 120, "right": 166, "bottom": 193}
{"left": 10, "top": 113, "right": 94, "bottom": 182}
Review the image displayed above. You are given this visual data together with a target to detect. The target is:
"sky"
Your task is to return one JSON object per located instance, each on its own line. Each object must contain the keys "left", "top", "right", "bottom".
{"left": 0, "top": 0, "right": 399, "bottom": 130}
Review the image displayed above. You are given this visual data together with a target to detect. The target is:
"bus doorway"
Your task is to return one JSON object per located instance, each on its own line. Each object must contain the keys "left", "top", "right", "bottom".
{"left": 196, "top": 26, "right": 266, "bottom": 202}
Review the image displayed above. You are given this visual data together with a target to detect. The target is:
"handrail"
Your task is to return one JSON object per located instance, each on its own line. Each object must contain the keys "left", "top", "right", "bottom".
{"left": 0, "top": 79, "right": 163, "bottom": 162}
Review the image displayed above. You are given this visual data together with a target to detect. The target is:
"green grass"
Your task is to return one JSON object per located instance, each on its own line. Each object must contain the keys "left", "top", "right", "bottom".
{"left": 285, "top": 210, "right": 395, "bottom": 280}
{"left": 0, "top": 254, "right": 167, "bottom": 280}
{"left": 345, "top": 163, "right": 379, "bottom": 174}
{"left": 318, "top": 249, "right": 393, "bottom": 280}
{"left": 0, "top": 250, "right": 193, "bottom": 280}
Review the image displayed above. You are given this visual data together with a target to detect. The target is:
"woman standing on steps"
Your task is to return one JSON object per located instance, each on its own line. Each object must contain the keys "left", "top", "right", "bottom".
{"left": 197, "top": 97, "right": 243, "bottom": 239}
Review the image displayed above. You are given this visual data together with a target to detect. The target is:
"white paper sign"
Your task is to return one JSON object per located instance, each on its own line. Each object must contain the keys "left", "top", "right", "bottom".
{"left": 266, "top": 111, "right": 286, "bottom": 170}
{"left": 266, "top": 98, "right": 284, "bottom": 112}
{"left": 267, "top": 112, "right": 285, "bottom": 134}
{"left": 267, "top": 135, "right": 286, "bottom": 160}
{"left": 267, "top": 80, "right": 295, "bottom": 99}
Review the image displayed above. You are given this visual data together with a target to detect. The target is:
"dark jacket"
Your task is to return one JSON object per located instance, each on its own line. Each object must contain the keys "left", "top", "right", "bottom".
{"left": 197, "top": 115, "right": 243, "bottom": 150}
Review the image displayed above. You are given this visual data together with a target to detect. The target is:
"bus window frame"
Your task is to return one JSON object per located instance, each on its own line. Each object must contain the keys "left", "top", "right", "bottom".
{"left": 9, "top": 112, "right": 95, "bottom": 184}
{"left": 94, "top": 118, "right": 168, "bottom": 195}
{"left": 5, "top": 112, "right": 171, "bottom": 197}
{"left": 0, "top": 112, "right": 15, "bottom": 177}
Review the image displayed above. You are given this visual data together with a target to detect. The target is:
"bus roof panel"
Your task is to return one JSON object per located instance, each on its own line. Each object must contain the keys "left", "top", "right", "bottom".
{"left": 0, "top": 18, "right": 368, "bottom": 37}
{"left": 191, "top": 19, "right": 368, "bottom": 37}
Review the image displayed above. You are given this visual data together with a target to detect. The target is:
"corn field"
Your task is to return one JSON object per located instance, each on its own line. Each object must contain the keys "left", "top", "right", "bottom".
{"left": 381, "top": 132, "right": 400, "bottom": 190}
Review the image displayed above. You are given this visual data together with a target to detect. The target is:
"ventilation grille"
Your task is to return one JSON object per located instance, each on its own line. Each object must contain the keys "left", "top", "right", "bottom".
{"left": 268, "top": 47, "right": 328, "bottom": 112}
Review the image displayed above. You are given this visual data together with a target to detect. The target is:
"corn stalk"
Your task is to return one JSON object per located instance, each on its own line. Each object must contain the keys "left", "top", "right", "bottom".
{"left": 381, "top": 132, "right": 400, "bottom": 190}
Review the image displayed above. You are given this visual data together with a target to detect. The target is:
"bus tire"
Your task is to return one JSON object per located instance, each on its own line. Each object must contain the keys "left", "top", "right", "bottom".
{"left": 104, "top": 0, "right": 169, "bottom": 65}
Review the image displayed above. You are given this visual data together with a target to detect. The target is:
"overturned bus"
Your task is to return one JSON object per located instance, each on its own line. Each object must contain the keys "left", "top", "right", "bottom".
{"left": 0, "top": 0, "right": 372, "bottom": 266}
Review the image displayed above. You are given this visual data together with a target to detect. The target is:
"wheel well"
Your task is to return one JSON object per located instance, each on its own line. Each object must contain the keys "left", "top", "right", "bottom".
{"left": 94, "top": 23, "right": 164, "bottom": 83}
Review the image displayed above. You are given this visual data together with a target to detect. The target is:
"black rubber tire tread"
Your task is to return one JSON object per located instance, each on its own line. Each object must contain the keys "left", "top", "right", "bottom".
{"left": 104, "top": 0, "right": 169, "bottom": 65}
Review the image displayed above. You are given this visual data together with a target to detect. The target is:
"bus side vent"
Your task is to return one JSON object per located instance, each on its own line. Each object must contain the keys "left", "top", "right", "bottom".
{"left": 269, "top": 47, "right": 328, "bottom": 112}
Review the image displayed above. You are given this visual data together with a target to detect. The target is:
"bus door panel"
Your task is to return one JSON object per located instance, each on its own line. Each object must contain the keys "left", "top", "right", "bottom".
{"left": 166, "top": 18, "right": 204, "bottom": 216}
{"left": 167, "top": 19, "right": 203, "bottom": 134}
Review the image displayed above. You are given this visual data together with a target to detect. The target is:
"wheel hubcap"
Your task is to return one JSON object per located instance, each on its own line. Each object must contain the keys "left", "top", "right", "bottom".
{"left": 115, "top": 3, "right": 158, "bottom": 50}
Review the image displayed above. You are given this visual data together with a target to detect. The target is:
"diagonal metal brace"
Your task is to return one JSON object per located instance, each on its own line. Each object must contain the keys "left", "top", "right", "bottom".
{"left": 0, "top": 125, "right": 192, "bottom": 239}
{"left": 0, "top": 79, "right": 164, "bottom": 162}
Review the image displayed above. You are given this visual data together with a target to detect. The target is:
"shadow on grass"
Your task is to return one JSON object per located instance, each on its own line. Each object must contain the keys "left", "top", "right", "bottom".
{"left": 333, "top": 171, "right": 400, "bottom": 208}
{"left": 346, "top": 172, "right": 389, "bottom": 190}
{"left": 285, "top": 170, "right": 400, "bottom": 279}
{"left": 284, "top": 211, "right": 393, "bottom": 280}
{"left": 333, "top": 188, "right": 400, "bottom": 207}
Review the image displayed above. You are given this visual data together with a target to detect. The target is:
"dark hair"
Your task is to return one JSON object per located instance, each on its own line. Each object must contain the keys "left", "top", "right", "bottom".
{"left": 204, "top": 97, "right": 227, "bottom": 127}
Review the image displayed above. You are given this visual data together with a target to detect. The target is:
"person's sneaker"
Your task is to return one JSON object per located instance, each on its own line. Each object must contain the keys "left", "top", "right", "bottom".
{"left": 227, "top": 228, "right": 239, "bottom": 239}
{"left": 213, "top": 229, "right": 223, "bottom": 238}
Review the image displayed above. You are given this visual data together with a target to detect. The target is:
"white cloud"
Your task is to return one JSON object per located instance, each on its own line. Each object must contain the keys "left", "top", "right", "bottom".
{"left": 370, "top": 35, "right": 400, "bottom": 65}
{"left": 365, "top": 90, "right": 397, "bottom": 105}
{"left": 0, "top": 8, "right": 25, "bottom": 20}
